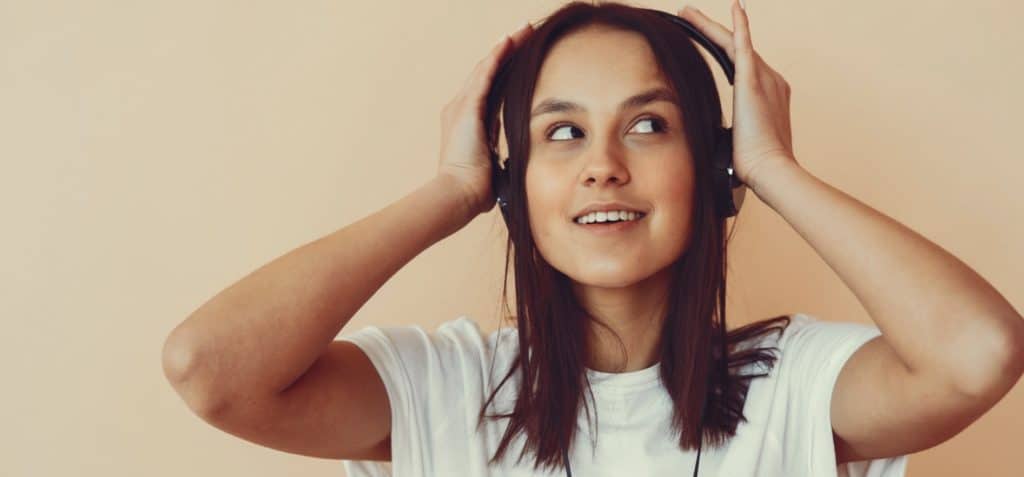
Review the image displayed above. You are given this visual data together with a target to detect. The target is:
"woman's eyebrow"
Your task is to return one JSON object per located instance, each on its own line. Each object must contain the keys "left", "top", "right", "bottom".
{"left": 529, "top": 86, "right": 677, "bottom": 121}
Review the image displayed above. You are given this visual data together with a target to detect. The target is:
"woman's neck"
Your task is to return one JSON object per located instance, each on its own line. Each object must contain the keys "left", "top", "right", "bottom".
{"left": 576, "top": 269, "right": 671, "bottom": 373}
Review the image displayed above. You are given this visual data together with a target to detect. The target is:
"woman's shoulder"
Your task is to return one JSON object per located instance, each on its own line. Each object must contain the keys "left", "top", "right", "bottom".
{"left": 732, "top": 312, "right": 883, "bottom": 379}
{"left": 725, "top": 312, "right": 861, "bottom": 377}
{"left": 726, "top": 312, "right": 798, "bottom": 354}
{"left": 337, "top": 315, "right": 500, "bottom": 383}
{"left": 340, "top": 314, "right": 521, "bottom": 368}
{"left": 729, "top": 312, "right": 843, "bottom": 349}
{"left": 435, "top": 315, "right": 514, "bottom": 354}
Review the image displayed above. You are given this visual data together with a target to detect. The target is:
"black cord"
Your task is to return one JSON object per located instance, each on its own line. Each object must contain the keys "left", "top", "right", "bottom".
{"left": 564, "top": 445, "right": 572, "bottom": 477}
{"left": 691, "top": 392, "right": 707, "bottom": 477}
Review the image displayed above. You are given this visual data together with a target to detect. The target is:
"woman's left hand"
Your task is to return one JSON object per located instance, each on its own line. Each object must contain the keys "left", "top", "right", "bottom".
{"left": 677, "top": 1, "right": 798, "bottom": 194}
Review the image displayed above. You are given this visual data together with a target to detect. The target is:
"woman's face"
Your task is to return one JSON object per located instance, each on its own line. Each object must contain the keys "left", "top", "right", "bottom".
{"left": 525, "top": 25, "right": 696, "bottom": 291}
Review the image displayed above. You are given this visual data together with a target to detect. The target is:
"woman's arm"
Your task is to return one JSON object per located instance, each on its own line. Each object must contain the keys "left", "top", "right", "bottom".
{"left": 683, "top": 0, "right": 1022, "bottom": 463}
{"left": 749, "top": 158, "right": 1024, "bottom": 463}
{"left": 162, "top": 174, "right": 476, "bottom": 412}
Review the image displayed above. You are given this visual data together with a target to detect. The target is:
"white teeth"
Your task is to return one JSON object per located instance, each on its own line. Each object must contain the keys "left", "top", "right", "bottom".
{"left": 574, "top": 210, "right": 645, "bottom": 225}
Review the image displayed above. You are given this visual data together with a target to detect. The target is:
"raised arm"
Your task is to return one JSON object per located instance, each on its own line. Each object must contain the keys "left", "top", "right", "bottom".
{"left": 752, "top": 157, "right": 1023, "bottom": 464}
{"left": 682, "top": 2, "right": 1024, "bottom": 465}
{"left": 160, "top": 21, "right": 534, "bottom": 460}
{"left": 161, "top": 174, "right": 475, "bottom": 413}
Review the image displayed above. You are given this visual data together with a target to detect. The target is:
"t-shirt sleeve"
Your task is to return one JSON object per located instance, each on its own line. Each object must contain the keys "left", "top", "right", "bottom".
{"left": 336, "top": 315, "right": 489, "bottom": 476}
{"left": 774, "top": 313, "right": 910, "bottom": 477}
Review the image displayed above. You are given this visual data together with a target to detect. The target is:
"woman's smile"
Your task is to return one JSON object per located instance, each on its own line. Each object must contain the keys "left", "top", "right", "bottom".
{"left": 573, "top": 213, "right": 648, "bottom": 235}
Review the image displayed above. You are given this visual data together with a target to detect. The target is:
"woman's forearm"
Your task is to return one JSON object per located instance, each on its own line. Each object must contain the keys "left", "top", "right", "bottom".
{"left": 749, "top": 158, "right": 1024, "bottom": 396}
{"left": 162, "top": 174, "right": 476, "bottom": 411}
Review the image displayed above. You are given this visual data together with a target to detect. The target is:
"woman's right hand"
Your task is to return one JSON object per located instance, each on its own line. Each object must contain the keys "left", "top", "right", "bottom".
{"left": 436, "top": 22, "right": 534, "bottom": 219}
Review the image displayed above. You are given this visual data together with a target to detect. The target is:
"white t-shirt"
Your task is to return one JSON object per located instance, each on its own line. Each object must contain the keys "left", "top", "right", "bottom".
{"left": 338, "top": 313, "right": 909, "bottom": 477}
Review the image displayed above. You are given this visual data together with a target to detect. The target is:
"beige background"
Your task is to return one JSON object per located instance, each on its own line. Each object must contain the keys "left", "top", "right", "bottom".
{"left": 3, "top": 0, "right": 1021, "bottom": 475}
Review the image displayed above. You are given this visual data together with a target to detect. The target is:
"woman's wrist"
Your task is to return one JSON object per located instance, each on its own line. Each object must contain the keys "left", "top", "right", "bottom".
{"left": 747, "top": 156, "right": 803, "bottom": 200}
{"left": 432, "top": 173, "right": 487, "bottom": 227}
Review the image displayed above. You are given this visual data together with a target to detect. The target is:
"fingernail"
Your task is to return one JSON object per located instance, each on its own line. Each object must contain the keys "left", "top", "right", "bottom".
{"left": 740, "top": 0, "right": 746, "bottom": 10}
{"left": 496, "top": 33, "right": 509, "bottom": 44}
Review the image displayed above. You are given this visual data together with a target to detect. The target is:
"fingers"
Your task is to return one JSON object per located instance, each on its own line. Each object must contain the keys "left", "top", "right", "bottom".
{"left": 731, "top": 0, "right": 752, "bottom": 54}
{"left": 730, "top": 0, "right": 755, "bottom": 85}
{"left": 457, "top": 34, "right": 506, "bottom": 94}
{"left": 460, "top": 22, "right": 534, "bottom": 103}
{"left": 679, "top": 3, "right": 779, "bottom": 89}
{"left": 508, "top": 20, "right": 535, "bottom": 47}
{"left": 677, "top": 6, "right": 736, "bottom": 62}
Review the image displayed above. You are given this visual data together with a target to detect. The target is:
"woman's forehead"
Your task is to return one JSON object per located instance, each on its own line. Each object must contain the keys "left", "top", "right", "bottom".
{"left": 532, "top": 27, "right": 671, "bottom": 113}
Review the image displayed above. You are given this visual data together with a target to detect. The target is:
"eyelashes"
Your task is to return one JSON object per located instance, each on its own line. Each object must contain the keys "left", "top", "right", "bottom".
{"left": 544, "top": 116, "right": 669, "bottom": 142}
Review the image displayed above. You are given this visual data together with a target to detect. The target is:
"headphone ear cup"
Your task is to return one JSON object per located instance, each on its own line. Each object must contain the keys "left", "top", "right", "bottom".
{"left": 711, "top": 127, "right": 746, "bottom": 218}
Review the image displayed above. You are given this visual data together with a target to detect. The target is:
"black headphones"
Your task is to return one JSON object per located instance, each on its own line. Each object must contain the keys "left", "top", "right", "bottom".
{"left": 490, "top": 9, "right": 746, "bottom": 233}
{"left": 487, "top": 9, "right": 740, "bottom": 476}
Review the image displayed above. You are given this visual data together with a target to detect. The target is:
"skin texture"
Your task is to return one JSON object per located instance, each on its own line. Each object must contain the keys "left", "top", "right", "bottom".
{"left": 525, "top": 24, "right": 696, "bottom": 373}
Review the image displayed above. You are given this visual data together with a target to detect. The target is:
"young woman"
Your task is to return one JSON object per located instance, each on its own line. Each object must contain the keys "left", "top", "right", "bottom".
{"left": 162, "top": 1, "right": 1024, "bottom": 476}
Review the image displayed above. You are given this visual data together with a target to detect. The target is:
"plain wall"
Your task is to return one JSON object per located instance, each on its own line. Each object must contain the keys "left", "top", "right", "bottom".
{"left": 2, "top": 0, "right": 1021, "bottom": 475}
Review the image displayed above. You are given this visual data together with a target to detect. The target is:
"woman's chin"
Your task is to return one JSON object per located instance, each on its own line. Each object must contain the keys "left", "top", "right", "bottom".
{"left": 567, "top": 267, "right": 651, "bottom": 289}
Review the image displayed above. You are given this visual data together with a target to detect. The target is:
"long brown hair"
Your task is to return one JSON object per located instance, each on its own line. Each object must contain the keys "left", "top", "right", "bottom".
{"left": 477, "top": 2, "right": 792, "bottom": 473}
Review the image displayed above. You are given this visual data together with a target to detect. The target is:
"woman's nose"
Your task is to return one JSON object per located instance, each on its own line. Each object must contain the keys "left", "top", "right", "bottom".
{"left": 579, "top": 141, "right": 631, "bottom": 187}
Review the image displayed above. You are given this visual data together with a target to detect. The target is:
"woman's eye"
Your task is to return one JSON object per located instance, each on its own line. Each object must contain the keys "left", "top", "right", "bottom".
{"left": 631, "top": 117, "right": 667, "bottom": 134}
{"left": 548, "top": 124, "right": 584, "bottom": 141}
{"left": 546, "top": 117, "right": 667, "bottom": 142}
